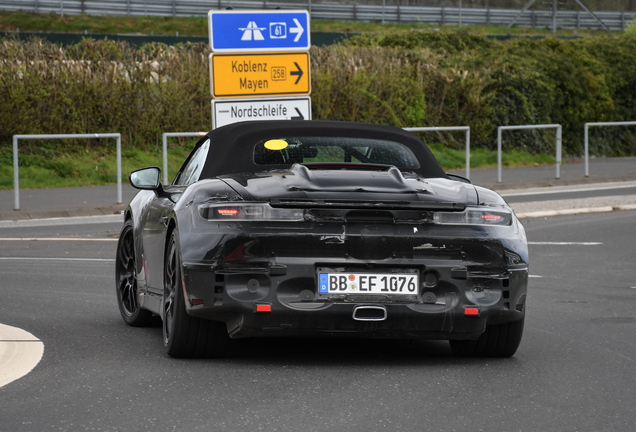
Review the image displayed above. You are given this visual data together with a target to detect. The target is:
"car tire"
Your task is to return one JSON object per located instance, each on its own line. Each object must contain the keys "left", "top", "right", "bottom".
{"left": 449, "top": 316, "right": 525, "bottom": 358}
{"left": 162, "top": 230, "right": 229, "bottom": 359}
{"left": 116, "top": 219, "right": 154, "bottom": 326}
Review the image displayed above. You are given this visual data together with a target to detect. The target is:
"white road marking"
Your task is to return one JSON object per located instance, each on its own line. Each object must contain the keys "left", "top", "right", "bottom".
{"left": 0, "top": 214, "right": 122, "bottom": 229}
{"left": 0, "top": 257, "right": 115, "bottom": 262}
{"left": 529, "top": 275, "right": 543, "bottom": 278}
{"left": 517, "top": 207, "right": 614, "bottom": 218}
{"left": 0, "top": 238, "right": 117, "bottom": 242}
{"left": 0, "top": 324, "right": 44, "bottom": 389}
{"left": 515, "top": 204, "right": 636, "bottom": 219}
{"left": 0, "top": 237, "right": 119, "bottom": 241}
{"left": 528, "top": 242, "right": 603, "bottom": 245}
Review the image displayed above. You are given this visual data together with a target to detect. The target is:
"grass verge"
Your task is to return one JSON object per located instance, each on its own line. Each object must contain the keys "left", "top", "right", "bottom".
{"left": 428, "top": 142, "right": 555, "bottom": 171}
{"left": 0, "top": 141, "right": 196, "bottom": 190}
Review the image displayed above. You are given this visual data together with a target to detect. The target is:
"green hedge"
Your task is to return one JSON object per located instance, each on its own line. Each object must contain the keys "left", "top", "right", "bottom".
{"left": 1, "top": 32, "right": 636, "bottom": 157}
{"left": 337, "top": 31, "right": 636, "bottom": 155}
{"left": 0, "top": 38, "right": 210, "bottom": 152}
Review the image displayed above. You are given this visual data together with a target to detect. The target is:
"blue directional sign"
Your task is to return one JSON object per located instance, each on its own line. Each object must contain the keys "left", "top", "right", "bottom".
{"left": 208, "top": 10, "right": 310, "bottom": 53}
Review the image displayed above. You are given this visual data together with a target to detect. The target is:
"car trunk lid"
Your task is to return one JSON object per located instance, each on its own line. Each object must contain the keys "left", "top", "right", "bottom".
{"left": 220, "top": 163, "right": 477, "bottom": 209}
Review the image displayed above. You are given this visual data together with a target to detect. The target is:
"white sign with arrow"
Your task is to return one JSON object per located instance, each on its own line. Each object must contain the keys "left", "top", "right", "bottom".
{"left": 289, "top": 18, "right": 304, "bottom": 42}
{"left": 211, "top": 97, "right": 312, "bottom": 129}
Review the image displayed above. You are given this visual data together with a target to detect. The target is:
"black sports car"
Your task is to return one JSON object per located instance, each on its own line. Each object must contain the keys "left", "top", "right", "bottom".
{"left": 116, "top": 120, "right": 528, "bottom": 358}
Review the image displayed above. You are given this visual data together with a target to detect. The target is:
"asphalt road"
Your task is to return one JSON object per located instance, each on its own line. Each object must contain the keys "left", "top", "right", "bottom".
{"left": 1, "top": 209, "right": 635, "bottom": 431}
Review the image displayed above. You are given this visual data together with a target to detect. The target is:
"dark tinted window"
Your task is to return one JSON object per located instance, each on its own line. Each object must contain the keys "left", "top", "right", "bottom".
{"left": 253, "top": 137, "right": 420, "bottom": 169}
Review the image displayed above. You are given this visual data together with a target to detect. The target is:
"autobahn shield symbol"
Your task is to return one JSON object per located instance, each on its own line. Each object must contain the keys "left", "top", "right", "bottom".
{"left": 239, "top": 21, "right": 265, "bottom": 41}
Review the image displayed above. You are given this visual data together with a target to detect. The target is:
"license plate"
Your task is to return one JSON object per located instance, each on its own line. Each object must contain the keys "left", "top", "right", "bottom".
{"left": 318, "top": 271, "right": 418, "bottom": 295}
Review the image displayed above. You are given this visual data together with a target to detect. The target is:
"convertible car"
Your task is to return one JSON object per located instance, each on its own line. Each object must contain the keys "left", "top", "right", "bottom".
{"left": 116, "top": 120, "right": 528, "bottom": 358}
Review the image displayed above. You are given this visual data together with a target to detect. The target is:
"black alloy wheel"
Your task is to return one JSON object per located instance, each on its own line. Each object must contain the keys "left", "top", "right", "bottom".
{"left": 163, "top": 230, "right": 229, "bottom": 358}
{"left": 116, "top": 220, "right": 153, "bottom": 326}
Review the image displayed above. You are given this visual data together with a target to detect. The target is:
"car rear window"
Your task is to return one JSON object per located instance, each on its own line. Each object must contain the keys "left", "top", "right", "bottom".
{"left": 253, "top": 136, "right": 421, "bottom": 169}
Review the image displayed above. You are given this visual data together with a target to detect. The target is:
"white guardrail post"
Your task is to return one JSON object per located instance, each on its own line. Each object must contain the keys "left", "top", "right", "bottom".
{"left": 162, "top": 132, "right": 208, "bottom": 184}
{"left": 12, "top": 133, "right": 122, "bottom": 211}
{"left": 584, "top": 123, "right": 589, "bottom": 177}
{"left": 403, "top": 126, "right": 471, "bottom": 180}
{"left": 497, "top": 124, "right": 562, "bottom": 183}
{"left": 12, "top": 135, "right": 19, "bottom": 211}
{"left": 584, "top": 121, "right": 636, "bottom": 178}
{"left": 556, "top": 124, "right": 562, "bottom": 179}
{"left": 497, "top": 127, "right": 503, "bottom": 183}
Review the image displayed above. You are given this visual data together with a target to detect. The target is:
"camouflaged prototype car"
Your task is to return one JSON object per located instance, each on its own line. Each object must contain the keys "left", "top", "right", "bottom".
{"left": 116, "top": 120, "right": 528, "bottom": 358}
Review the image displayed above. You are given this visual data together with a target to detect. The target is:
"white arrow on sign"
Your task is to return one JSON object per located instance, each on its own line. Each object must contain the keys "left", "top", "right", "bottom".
{"left": 290, "top": 18, "right": 304, "bottom": 43}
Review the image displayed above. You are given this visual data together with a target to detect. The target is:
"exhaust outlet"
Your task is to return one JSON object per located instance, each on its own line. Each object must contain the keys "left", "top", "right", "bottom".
{"left": 352, "top": 305, "right": 387, "bottom": 322}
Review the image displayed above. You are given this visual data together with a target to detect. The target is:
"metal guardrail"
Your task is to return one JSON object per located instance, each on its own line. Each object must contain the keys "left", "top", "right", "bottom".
{"left": 12, "top": 133, "right": 122, "bottom": 211}
{"left": 2, "top": 1, "right": 634, "bottom": 31}
{"left": 404, "top": 127, "right": 470, "bottom": 180}
{"left": 162, "top": 132, "right": 207, "bottom": 184}
{"left": 497, "top": 125, "right": 562, "bottom": 183}
{"left": 12, "top": 123, "right": 635, "bottom": 203}
{"left": 584, "top": 121, "right": 636, "bottom": 177}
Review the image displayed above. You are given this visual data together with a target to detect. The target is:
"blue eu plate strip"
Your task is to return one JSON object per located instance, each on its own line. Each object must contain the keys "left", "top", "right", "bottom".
{"left": 319, "top": 273, "right": 329, "bottom": 293}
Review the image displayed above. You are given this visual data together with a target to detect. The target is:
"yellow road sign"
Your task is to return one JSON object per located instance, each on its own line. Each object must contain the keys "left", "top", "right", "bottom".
{"left": 210, "top": 52, "right": 310, "bottom": 99}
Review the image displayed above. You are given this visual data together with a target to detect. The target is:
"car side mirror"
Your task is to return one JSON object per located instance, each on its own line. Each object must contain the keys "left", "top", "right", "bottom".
{"left": 129, "top": 167, "right": 162, "bottom": 190}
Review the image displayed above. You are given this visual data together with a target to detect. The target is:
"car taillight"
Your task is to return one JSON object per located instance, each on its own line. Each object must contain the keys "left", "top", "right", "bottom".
{"left": 481, "top": 214, "right": 500, "bottom": 220}
{"left": 199, "top": 203, "right": 304, "bottom": 222}
{"left": 433, "top": 207, "right": 512, "bottom": 226}
{"left": 217, "top": 208, "right": 239, "bottom": 216}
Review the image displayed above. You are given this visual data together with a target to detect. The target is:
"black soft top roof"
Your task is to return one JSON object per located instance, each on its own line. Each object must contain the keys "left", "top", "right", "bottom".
{"left": 196, "top": 120, "right": 448, "bottom": 179}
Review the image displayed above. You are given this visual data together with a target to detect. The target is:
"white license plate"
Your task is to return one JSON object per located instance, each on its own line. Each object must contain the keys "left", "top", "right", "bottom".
{"left": 318, "top": 272, "right": 418, "bottom": 295}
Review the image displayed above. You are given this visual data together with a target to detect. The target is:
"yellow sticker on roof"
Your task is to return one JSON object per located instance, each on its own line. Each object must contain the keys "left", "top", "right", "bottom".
{"left": 264, "top": 139, "right": 288, "bottom": 151}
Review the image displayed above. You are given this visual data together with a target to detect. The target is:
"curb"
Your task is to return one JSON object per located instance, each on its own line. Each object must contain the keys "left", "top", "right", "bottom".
{"left": 498, "top": 180, "right": 636, "bottom": 197}
{"left": 0, "top": 214, "right": 123, "bottom": 229}
{"left": 0, "top": 207, "right": 124, "bottom": 223}
{"left": 516, "top": 204, "right": 636, "bottom": 219}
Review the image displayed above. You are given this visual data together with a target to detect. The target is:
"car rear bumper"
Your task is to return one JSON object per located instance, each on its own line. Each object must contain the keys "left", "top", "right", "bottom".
{"left": 182, "top": 257, "right": 527, "bottom": 340}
